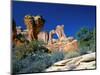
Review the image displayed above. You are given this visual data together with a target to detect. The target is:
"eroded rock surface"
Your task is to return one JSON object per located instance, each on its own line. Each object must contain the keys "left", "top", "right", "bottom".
{"left": 45, "top": 52, "right": 96, "bottom": 72}
{"left": 13, "top": 15, "right": 78, "bottom": 52}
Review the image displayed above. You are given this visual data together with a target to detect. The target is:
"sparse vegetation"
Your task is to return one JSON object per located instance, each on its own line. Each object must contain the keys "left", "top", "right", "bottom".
{"left": 76, "top": 27, "right": 96, "bottom": 55}
{"left": 64, "top": 51, "right": 80, "bottom": 59}
{"left": 12, "top": 40, "right": 65, "bottom": 74}
{"left": 12, "top": 27, "right": 96, "bottom": 74}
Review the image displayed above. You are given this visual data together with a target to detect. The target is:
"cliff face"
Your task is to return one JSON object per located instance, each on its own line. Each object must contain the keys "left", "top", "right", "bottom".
{"left": 45, "top": 52, "right": 96, "bottom": 72}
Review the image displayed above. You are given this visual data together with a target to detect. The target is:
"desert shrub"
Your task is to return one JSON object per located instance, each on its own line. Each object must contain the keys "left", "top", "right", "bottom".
{"left": 76, "top": 27, "right": 96, "bottom": 54}
{"left": 12, "top": 53, "right": 49, "bottom": 74}
{"left": 18, "top": 53, "right": 51, "bottom": 73}
{"left": 79, "top": 44, "right": 96, "bottom": 55}
{"left": 13, "top": 48, "right": 82, "bottom": 74}
{"left": 13, "top": 40, "right": 48, "bottom": 60}
{"left": 12, "top": 59, "right": 23, "bottom": 73}
{"left": 12, "top": 51, "right": 65, "bottom": 74}
{"left": 50, "top": 51, "right": 65, "bottom": 63}
{"left": 64, "top": 51, "right": 80, "bottom": 59}
{"left": 12, "top": 41, "right": 65, "bottom": 74}
{"left": 79, "top": 47, "right": 89, "bottom": 55}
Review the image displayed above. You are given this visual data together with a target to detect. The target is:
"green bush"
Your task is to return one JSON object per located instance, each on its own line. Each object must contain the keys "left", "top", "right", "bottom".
{"left": 64, "top": 51, "right": 80, "bottom": 59}
{"left": 76, "top": 27, "right": 96, "bottom": 55}
{"left": 12, "top": 51, "right": 65, "bottom": 74}
{"left": 12, "top": 41, "right": 65, "bottom": 74}
{"left": 79, "top": 44, "right": 96, "bottom": 55}
{"left": 13, "top": 40, "right": 49, "bottom": 60}
{"left": 50, "top": 51, "right": 65, "bottom": 63}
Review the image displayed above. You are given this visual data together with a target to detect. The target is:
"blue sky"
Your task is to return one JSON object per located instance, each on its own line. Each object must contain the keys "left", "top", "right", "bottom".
{"left": 12, "top": 1, "right": 96, "bottom": 38}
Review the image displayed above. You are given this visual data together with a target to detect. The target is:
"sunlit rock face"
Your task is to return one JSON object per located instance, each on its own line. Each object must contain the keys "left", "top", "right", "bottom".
{"left": 63, "top": 39, "right": 78, "bottom": 52}
{"left": 24, "top": 15, "right": 35, "bottom": 41}
{"left": 37, "top": 31, "right": 49, "bottom": 44}
{"left": 48, "top": 25, "right": 66, "bottom": 45}
{"left": 45, "top": 25, "right": 78, "bottom": 52}
{"left": 48, "top": 30, "right": 56, "bottom": 44}
{"left": 33, "top": 15, "right": 45, "bottom": 40}
{"left": 45, "top": 38, "right": 78, "bottom": 52}
{"left": 55, "top": 25, "right": 66, "bottom": 41}
{"left": 24, "top": 15, "right": 45, "bottom": 41}
{"left": 13, "top": 15, "right": 78, "bottom": 52}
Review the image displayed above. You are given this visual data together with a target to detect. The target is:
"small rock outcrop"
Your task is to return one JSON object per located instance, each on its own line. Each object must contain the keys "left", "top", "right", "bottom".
{"left": 37, "top": 31, "right": 49, "bottom": 44}
{"left": 45, "top": 25, "right": 78, "bottom": 52}
{"left": 45, "top": 52, "right": 96, "bottom": 72}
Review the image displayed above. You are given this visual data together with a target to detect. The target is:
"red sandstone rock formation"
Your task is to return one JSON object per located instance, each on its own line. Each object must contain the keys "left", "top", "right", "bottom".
{"left": 24, "top": 15, "right": 45, "bottom": 41}
{"left": 13, "top": 15, "right": 78, "bottom": 52}
{"left": 33, "top": 15, "right": 45, "bottom": 39}
{"left": 55, "top": 25, "right": 66, "bottom": 41}
{"left": 24, "top": 15, "right": 35, "bottom": 41}
{"left": 63, "top": 40, "right": 78, "bottom": 52}
{"left": 37, "top": 31, "right": 49, "bottom": 44}
{"left": 45, "top": 25, "right": 78, "bottom": 52}
{"left": 48, "top": 30, "right": 56, "bottom": 44}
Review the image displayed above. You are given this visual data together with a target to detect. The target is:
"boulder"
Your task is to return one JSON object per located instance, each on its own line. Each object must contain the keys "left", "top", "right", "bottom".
{"left": 45, "top": 52, "right": 96, "bottom": 72}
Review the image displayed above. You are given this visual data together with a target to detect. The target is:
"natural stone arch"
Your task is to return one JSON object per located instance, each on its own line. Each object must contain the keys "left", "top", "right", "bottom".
{"left": 48, "top": 30, "right": 56, "bottom": 44}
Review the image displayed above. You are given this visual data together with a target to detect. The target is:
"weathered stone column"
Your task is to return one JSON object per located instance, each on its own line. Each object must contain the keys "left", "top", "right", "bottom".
{"left": 48, "top": 30, "right": 56, "bottom": 44}
{"left": 24, "top": 15, "right": 35, "bottom": 41}
{"left": 55, "top": 25, "right": 66, "bottom": 41}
